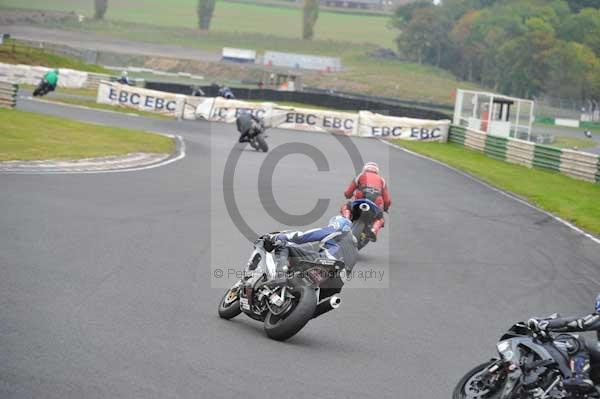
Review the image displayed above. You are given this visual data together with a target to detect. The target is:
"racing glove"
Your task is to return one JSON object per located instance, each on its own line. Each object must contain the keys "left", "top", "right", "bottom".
{"left": 263, "top": 234, "right": 284, "bottom": 252}
{"left": 527, "top": 318, "right": 549, "bottom": 332}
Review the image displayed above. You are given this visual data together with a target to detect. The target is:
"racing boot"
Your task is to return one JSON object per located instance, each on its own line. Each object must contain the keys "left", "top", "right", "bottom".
{"left": 369, "top": 218, "right": 385, "bottom": 242}
{"left": 564, "top": 353, "right": 595, "bottom": 394}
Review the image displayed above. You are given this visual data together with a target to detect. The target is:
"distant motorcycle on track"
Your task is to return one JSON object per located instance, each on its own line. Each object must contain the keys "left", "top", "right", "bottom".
{"left": 33, "top": 79, "right": 54, "bottom": 97}
{"left": 218, "top": 234, "right": 344, "bottom": 341}
{"left": 236, "top": 113, "right": 269, "bottom": 152}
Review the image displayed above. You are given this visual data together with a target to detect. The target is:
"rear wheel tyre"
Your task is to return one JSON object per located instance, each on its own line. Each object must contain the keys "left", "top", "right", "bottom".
{"left": 352, "top": 220, "right": 369, "bottom": 250}
{"left": 453, "top": 361, "right": 505, "bottom": 399}
{"left": 218, "top": 287, "right": 242, "bottom": 320}
{"left": 256, "top": 135, "right": 268, "bottom": 152}
{"left": 264, "top": 285, "right": 316, "bottom": 341}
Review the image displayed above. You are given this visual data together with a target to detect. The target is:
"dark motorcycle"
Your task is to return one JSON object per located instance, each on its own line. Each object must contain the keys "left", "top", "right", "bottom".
{"left": 33, "top": 80, "right": 54, "bottom": 97}
{"left": 218, "top": 235, "right": 344, "bottom": 341}
{"left": 349, "top": 199, "right": 382, "bottom": 250}
{"left": 454, "top": 317, "right": 600, "bottom": 399}
{"left": 241, "top": 121, "right": 269, "bottom": 152}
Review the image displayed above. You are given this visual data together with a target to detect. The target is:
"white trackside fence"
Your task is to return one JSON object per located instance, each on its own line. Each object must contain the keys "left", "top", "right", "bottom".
{"left": 97, "top": 81, "right": 451, "bottom": 141}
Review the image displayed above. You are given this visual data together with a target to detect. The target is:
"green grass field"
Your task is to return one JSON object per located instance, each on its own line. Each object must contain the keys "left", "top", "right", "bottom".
{"left": 552, "top": 136, "right": 598, "bottom": 150}
{"left": 33, "top": 17, "right": 473, "bottom": 104}
{"left": 0, "top": 0, "right": 396, "bottom": 47}
{"left": 0, "top": 40, "right": 110, "bottom": 73}
{"left": 393, "top": 140, "right": 600, "bottom": 236}
{"left": 0, "top": 108, "right": 174, "bottom": 161}
{"left": 0, "top": 0, "right": 481, "bottom": 104}
{"left": 44, "top": 96, "right": 172, "bottom": 119}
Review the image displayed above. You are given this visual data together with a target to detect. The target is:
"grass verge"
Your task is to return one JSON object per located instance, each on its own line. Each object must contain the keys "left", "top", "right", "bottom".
{"left": 0, "top": 108, "right": 174, "bottom": 161}
{"left": 0, "top": 40, "right": 110, "bottom": 73}
{"left": 392, "top": 140, "right": 600, "bottom": 236}
{"left": 552, "top": 136, "right": 598, "bottom": 150}
{"left": 43, "top": 96, "right": 172, "bottom": 119}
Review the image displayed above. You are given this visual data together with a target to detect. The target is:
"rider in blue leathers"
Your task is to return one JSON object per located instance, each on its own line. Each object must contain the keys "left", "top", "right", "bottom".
{"left": 263, "top": 216, "right": 358, "bottom": 272}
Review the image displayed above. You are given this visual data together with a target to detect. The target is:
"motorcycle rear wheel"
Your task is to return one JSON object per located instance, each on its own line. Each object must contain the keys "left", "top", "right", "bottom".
{"left": 218, "top": 286, "right": 242, "bottom": 320}
{"left": 263, "top": 285, "right": 316, "bottom": 341}
{"left": 453, "top": 361, "right": 505, "bottom": 399}
{"left": 255, "top": 135, "right": 268, "bottom": 152}
{"left": 352, "top": 220, "right": 369, "bottom": 250}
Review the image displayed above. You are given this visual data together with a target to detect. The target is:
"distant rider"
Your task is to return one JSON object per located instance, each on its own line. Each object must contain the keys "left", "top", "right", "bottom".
{"left": 219, "top": 86, "right": 235, "bottom": 99}
{"left": 340, "top": 162, "right": 391, "bottom": 242}
{"left": 263, "top": 215, "right": 358, "bottom": 273}
{"left": 236, "top": 111, "right": 264, "bottom": 143}
{"left": 117, "top": 71, "right": 131, "bottom": 85}
{"left": 42, "top": 68, "right": 59, "bottom": 93}
{"left": 528, "top": 294, "right": 600, "bottom": 394}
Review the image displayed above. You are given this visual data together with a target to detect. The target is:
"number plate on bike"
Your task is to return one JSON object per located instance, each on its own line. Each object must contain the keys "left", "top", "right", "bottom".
{"left": 240, "top": 298, "right": 250, "bottom": 310}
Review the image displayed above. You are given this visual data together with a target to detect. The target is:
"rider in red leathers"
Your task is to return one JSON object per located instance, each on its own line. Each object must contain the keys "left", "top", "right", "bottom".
{"left": 340, "top": 162, "right": 391, "bottom": 242}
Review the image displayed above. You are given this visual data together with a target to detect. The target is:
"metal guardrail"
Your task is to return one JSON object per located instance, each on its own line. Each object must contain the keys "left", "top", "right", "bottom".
{"left": 303, "top": 87, "right": 455, "bottom": 113}
{"left": 0, "top": 80, "right": 17, "bottom": 109}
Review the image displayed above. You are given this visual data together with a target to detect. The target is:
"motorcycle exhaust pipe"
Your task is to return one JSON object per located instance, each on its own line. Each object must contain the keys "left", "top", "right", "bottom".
{"left": 330, "top": 295, "right": 341, "bottom": 309}
{"left": 359, "top": 203, "right": 370, "bottom": 212}
{"left": 313, "top": 295, "right": 341, "bottom": 318}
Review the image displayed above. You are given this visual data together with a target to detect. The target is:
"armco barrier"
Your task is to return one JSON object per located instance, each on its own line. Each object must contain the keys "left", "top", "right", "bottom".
{"left": 505, "top": 140, "right": 534, "bottom": 167}
{"left": 0, "top": 80, "right": 17, "bottom": 108}
{"left": 448, "top": 125, "right": 466, "bottom": 146}
{"left": 464, "top": 129, "right": 486, "bottom": 152}
{"left": 448, "top": 125, "right": 599, "bottom": 183}
{"left": 144, "top": 82, "right": 451, "bottom": 121}
{"left": 559, "top": 150, "right": 599, "bottom": 183}
{"left": 484, "top": 135, "right": 507, "bottom": 161}
{"left": 533, "top": 145, "right": 562, "bottom": 172}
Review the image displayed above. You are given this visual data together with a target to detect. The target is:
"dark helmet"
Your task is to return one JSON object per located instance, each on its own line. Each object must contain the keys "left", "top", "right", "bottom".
{"left": 595, "top": 293, "right": 600, "bottom": 314}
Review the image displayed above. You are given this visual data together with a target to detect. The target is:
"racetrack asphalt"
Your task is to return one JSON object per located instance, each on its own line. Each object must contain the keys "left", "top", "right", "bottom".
{"left": 1, "top": 99, "right": 600, "bottom": 399}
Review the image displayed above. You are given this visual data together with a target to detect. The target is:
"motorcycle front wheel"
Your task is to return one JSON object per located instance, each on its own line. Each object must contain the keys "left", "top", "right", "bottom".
{"left": 453, "top": 361, "right": 506, "bottom": 399}
{"left": 263, "top": 285, "right": 316, "bottom": 341}
{"left": 218, "top": 285, "right": 242, "bottom": 320}
{"left": 33, "top": 85, "right": 44, "bottom": 97}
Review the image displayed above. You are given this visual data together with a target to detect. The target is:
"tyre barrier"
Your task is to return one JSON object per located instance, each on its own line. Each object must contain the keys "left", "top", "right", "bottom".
{"left": 0, "top": 80, "right": 17, "bottom": 109}
{"left": 448, "top": 125, "right": 600, "bottom": 184}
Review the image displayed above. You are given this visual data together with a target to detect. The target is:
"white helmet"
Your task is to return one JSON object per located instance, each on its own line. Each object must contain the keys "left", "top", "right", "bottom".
{"left": 122, "top": 71, "right": 128, "bottom": 77}
{"left": 362, "top": 162, "right": 379, "bottom": 174}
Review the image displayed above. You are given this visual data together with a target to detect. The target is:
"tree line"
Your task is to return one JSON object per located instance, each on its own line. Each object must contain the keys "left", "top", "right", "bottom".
{"left": 93, "top": 0, "right": 319, "bottom": 40}
{"left": 393, "top": 0, "right": 600, "bottom": 101}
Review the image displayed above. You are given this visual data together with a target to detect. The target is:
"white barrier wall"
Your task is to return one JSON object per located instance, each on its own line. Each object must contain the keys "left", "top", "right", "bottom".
{"left": 97, "top": 81, "right": 450, "bottom": 141}
{"left": 555, "top": 118, "right": 580, "bottom": 128}
{"left": 222, "top": 47, "right": 256, "bottom": 63}
{"left": 263, "top": 51, "right": 342, "bottom": 72}
{"left": 0, "top": 63, "right": 88, "bottom": 88}
{"left": 358, "top": 111, "right": 449, "bottom": 141}
{"left": 97, "top": 81, "right": 186, "bottom": 117}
